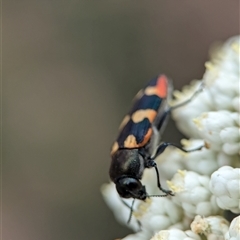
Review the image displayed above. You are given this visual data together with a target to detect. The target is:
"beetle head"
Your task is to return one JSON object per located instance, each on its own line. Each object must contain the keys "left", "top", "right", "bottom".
{"left": 116, "top": 177, "right": 147, "bottom": 200}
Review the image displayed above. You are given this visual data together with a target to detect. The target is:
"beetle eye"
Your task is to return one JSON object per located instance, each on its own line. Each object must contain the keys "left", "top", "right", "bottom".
{"left": 116, "top": 177, "right": 147, "bottom": 200}
{"left": 121, "top": 178, "right": 140, "bottom": 188}
{"left": 126, "top": 180, "right": 140, "bottom": 190}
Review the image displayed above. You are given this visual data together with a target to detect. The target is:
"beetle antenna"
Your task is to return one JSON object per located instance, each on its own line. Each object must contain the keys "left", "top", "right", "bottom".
{"left": 121, "top": 198, "right": 142, "bottom": 229}
{"left": 127, "top": 199, "right": 135, "bottom": 224}
{"left": 148, "top": 194, "right": 172, "bottom": 197}
{"left": 120, "top": 198, "right": 135, "bottom": 223}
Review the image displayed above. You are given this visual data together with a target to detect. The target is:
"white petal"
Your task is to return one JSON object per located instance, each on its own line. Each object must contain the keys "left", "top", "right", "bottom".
{"left": 225, "top": 216, "right": 240, "bottom": 240}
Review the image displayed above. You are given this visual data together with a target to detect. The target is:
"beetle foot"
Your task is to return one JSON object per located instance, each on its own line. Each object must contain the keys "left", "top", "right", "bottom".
{"left": 160, "top": 188, "right": 174, "bottom": 196}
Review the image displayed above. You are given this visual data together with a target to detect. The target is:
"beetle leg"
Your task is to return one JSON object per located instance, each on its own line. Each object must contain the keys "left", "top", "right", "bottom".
{"left": 155, "top": 109, "right": 170, "bottom": 131}
{"left": 170, "top": 82, "right": 204, "bottom": 111}
{"left": 147, "top": 142, "right": 203, "bottom": 196}
{"left": 145, "top": 159, "right": 174, "bottom": 196}
{"left": 156, "top": 83, "right": 204, "bottom": 131}
{"left": 152, "top": 142, "right": 204, "bottom": 160}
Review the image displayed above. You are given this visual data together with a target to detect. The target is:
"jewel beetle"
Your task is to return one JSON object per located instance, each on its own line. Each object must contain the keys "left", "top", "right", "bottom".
{"left": 109, "top": 74, "right": 203, "bottom": 222}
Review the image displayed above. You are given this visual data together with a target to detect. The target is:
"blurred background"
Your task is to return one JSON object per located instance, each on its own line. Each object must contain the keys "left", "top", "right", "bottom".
{"left": 2, "top": 1, "right": 239, "bottom": 239}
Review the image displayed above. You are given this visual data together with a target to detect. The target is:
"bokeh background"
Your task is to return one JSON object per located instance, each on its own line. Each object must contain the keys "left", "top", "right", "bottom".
{"left": 2, "top": 1, "right": 239, "bottom": 240}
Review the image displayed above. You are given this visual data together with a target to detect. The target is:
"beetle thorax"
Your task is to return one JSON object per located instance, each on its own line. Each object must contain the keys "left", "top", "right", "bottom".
{"left": 109, "top": 148, "right": 145, "bottom": 183}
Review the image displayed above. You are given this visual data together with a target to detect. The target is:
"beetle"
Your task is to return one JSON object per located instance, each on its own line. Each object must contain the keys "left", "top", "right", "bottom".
{"left": 109, "top": 74, "right": 203, "bottom": 221}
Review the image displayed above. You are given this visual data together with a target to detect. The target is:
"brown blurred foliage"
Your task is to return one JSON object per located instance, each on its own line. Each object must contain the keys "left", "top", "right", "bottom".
{"left": 2, "top": 1, "right": 239, "bottom": 240}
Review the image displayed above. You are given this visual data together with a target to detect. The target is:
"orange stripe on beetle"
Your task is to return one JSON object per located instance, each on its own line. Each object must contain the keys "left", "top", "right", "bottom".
{"left": 132, "top": 109, "right": 157, "bottom": 123}
{"left": 145, "top": 75, "right": 168, "bottom": 98}
{"left": 124, "top": 135, "right": 138, "bottom": 148}
{"left": 156, "top": 75, "right": 168, "bottom": 98}
{"left": 123, "top": 127, "right": 153, "bottom": 148}
{"left": 111, "top": 141, "right": 119, "bottom": 155}
{"left": 137, "top": 128, "right": 153, "bottom": 147}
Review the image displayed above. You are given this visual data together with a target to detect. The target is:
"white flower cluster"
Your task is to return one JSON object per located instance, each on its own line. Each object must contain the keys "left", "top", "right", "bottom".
{"left": 101, "top": 36, "right": 240, "bottom": 240}
{"left": 225, "top": 216, "right": 240, "bottom": 240}
{"left": 190, "top": 215, "right": 229, "bottom": 240}
{"left": 209, "top": 166, "right": 240, "bottom": 214}
{"left": 167, "top": 170, "right": 219, "bottom": 218}
{"left": 150, "top": 229, "right": 201, "bottom": 240}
